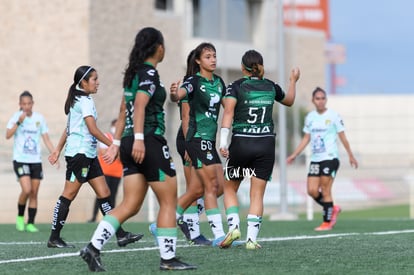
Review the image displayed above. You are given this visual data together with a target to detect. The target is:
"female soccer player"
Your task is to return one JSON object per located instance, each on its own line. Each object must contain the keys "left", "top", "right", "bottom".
{"left": 287, "top": 87, "right": 358, "bottom": 231}
{"left": 47, "top": 66, "right": 141, "bottom": 248}
{"left": 6, "top": 91, "right": 57, "bottom": 233}
{"left": 79, "top": 27, "right": 196, "bottom": 271}
{"left": 170, "top": 42, "right": 231, "bottom": 247}
{"left": 219, "top": 49, "right": 300, "bottom": 249}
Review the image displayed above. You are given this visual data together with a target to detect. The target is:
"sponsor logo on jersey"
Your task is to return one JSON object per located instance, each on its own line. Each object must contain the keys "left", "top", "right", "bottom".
{"left": 139, "top": 79, "right": 154, "bottom": 87}
{"left": 147, "top": 69, "right": 156, "bottom": 76}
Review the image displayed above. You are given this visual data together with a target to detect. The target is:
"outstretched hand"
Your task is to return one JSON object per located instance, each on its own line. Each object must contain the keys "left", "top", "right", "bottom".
{"left": 170, "top": 80, "right": 181, "bottom": 102}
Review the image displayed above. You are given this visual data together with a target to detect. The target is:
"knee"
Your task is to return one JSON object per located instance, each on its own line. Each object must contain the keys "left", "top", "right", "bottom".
{"left": 307, "top": 188, "right": 319, "bottom": 198}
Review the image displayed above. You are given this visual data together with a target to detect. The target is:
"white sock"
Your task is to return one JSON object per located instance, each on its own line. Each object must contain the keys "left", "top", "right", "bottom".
{"left": 91, "top": 220, "right": 116, "bottom": 250}
{"left": 206, "top": 208, "right": 225, "bottom": 239}
{"left": 157, "top": 227, "right": 177, "bottom": 260}
{"left": 185, "top": 211, "right": 201, "bottom": 240}
{"left": 246, "top": 214, "right": 262, "bottom": 242}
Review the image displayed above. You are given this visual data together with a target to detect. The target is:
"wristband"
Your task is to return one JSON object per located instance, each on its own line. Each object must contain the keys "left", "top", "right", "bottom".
{"left": 16, "top": 121, "right": 21, "bottom": 126}
{"left": 134, "top": 133, "right": 144, "bottom": 140}
{"left": 219, "top": 128, "right": 230, "bottom": 149}
{"left": 112, "top": 139, "right": 121, "bottom": 146}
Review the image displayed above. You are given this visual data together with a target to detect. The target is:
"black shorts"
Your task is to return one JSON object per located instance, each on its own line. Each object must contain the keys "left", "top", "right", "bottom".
{"left": 225, "top": 135, "right": 275, "bottom": 181}
{"left": 176, "top": 127, "right": 188, "bottom": 166}
{"left": 307, "top": 159, "right": 340, "bottom": 178}
{"left": 65, "top": 154, "right": 103, "bottom": 183}
{"left": 13, "top": 161, "right": 43, "bottom": 180}
{"left": 185, "top": 138, "right": 221, "bottom": 169}
{"left": 120, "top": 134, "right": 176, "bottom": 181}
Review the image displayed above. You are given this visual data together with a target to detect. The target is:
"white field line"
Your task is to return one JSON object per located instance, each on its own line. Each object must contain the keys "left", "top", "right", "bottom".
{"left": 1, "top": 229, "right": 414, "bottom": 265}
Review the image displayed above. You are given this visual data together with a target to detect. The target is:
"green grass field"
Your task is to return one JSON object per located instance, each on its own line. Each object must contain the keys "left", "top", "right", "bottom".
{"left": 0, "top": 205, "right": 413, "bottom": 274}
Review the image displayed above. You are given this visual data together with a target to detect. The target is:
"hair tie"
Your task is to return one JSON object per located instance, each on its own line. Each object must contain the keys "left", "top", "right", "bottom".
{"left": 242, "top": 61, "right": 252, "bottom": 72}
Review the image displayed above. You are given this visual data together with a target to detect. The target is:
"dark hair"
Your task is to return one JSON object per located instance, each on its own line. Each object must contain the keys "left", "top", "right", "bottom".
{"left": 187, "top": 42, "right": 216, "bottom": 75}
{"left": 19, "top": 90, "right": 33, "bottom": 101}
{"left": 184, "top": 49, "right": 197, "bottom": 79}
{"left": 241, "top": 50, "right": 264, "bottom": 78}
{"left": 64, "top": 65, "right": 96, "bottom": 115}
{"left": 123, "top": 27, "right": 164, "bottom": 88}
{"left": 312, "top": 87, "right": 327, "bottom": 98}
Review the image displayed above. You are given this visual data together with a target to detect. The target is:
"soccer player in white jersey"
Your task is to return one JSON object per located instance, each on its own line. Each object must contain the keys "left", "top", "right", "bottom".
{"left": 287, "top": 87, "right": 358, "bottom": 231}
{"left": 6, "top": 91, "right": 57, "bottom": 233}
{"left": 47, "top": 66, "right": 141, "bottom": 249}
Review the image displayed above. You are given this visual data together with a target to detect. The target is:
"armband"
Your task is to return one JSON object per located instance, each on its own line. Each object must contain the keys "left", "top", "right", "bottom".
{"left": 112, "top": 139, "right": 121, "bottom": 146}
{"left": 134, "top": 133, "right": 144, "bottom": 140}
{"left": 219, "top": 128, "right": 230, "bottom": 149}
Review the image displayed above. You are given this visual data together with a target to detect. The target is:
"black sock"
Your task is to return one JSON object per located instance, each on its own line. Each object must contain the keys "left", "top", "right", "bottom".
{"left": 322, "top": 201, "right": 334, "bottom": 222}
{"left": 50, "top": 196, "right": 71, "bottom": 240}
{"left": 97, "top": 197, "right": 126, "bottom": 238}
{"left": 18, "top": 204, "right": 26, "bottom": 217}
{"left": 313, "top": 192, "right": 324, "bottom": 206}
{"left": 28, "top": 207, "right": 37, "bottom": 224}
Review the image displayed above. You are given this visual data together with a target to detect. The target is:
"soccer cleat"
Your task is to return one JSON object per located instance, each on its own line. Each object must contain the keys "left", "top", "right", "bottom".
{"left": 314, "top": 222, "right": 333, "bottom": 231}
{"left": 219, "top": 228, "right": 241, "bottom": 248}
{"left": 26, "top": 223, "right": 39, "bottom": 233}
{"left": 246, "top": 239, "right": 262, "bottom": 250}
{"left": 149, "top": 223, "right": 158, "bottom": 245}
{"left": 177, "top": 217, "right": 191, "bottom": 240}
{"left": 189, "top": 234, "right": 212, "bottom": 246}
{"left": 16, "top": 216, "right": 25, "bottom": 232}
{"left": 117, "top": 232, "right": 144, "bottom": 247}
{"left": 212, "top": 235, "right": 225, "bottom": 247}
{"left": 159, "top": 257, "right": 197, "bottom": 270}
{"left": 330, "top": 205, "right": 342, "bottom": 227}
{"left": 47, "top": 237, "right": 75, "bottom": 248}
{"left": 80, "top": 245, "right": 105, "bottom": 272}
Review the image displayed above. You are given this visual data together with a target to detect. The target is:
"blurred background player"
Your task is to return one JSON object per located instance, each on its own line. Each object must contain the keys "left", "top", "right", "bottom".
{"left": 6, "top": 91, "right": 58, "bottom": 233}
{"left": 287, "top": 87, "right": 358, "bottom": 231}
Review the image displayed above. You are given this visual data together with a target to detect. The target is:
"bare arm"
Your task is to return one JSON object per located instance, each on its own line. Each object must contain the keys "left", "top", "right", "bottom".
{"left": 132, "top": 92, "right": 150, "bottom": 164}
{"left": 42, "top": 133, "right": 56, "bottom": 154}
{"left": 48, "top": 128, "right": 67, "bottom": 165}
{"left": 103, "top": 97, "right": 126, "bottom": 164}
{"left": 338, "top": 131, "right": 358, "bottom": 169}
{"left": 84, "top": 116, "right": 112, "bottom": 146}
{"left": 281, "top": 67, "right": 300, "bottom": 107}
{"left": 286, "top": 133, "right": 311, "bottom": 164}
{"left": 5, "top": 112, "right": 26, "bottom": 139}
{"left": 181, "top": 102, "right": 190, "bottom": 139}
{"left": 170, "top": 81, "right": 187, "bottom": 103}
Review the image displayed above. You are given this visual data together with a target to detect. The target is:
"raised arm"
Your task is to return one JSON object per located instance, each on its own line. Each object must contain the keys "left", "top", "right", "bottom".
{"left": 281, "top": 67, "right": 300, "bottom": 107}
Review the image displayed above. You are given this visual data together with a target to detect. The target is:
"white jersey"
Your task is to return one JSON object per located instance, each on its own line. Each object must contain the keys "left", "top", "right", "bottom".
{"left": 6, "top": 111, "right": 49, "bottom": 163}
{"left": 303, "top": 109, "right": 345, "bottom": 162}
{"left": 65, "top": 95, "right": 98, "bottom": 158}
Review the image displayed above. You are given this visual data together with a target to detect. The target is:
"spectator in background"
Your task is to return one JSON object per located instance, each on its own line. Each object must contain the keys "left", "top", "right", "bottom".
{"left": 6, "top": 91, "right": 58, "bottom": 233}
{"left": 88, "top": 119, "right": 123, "bottom": 223}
